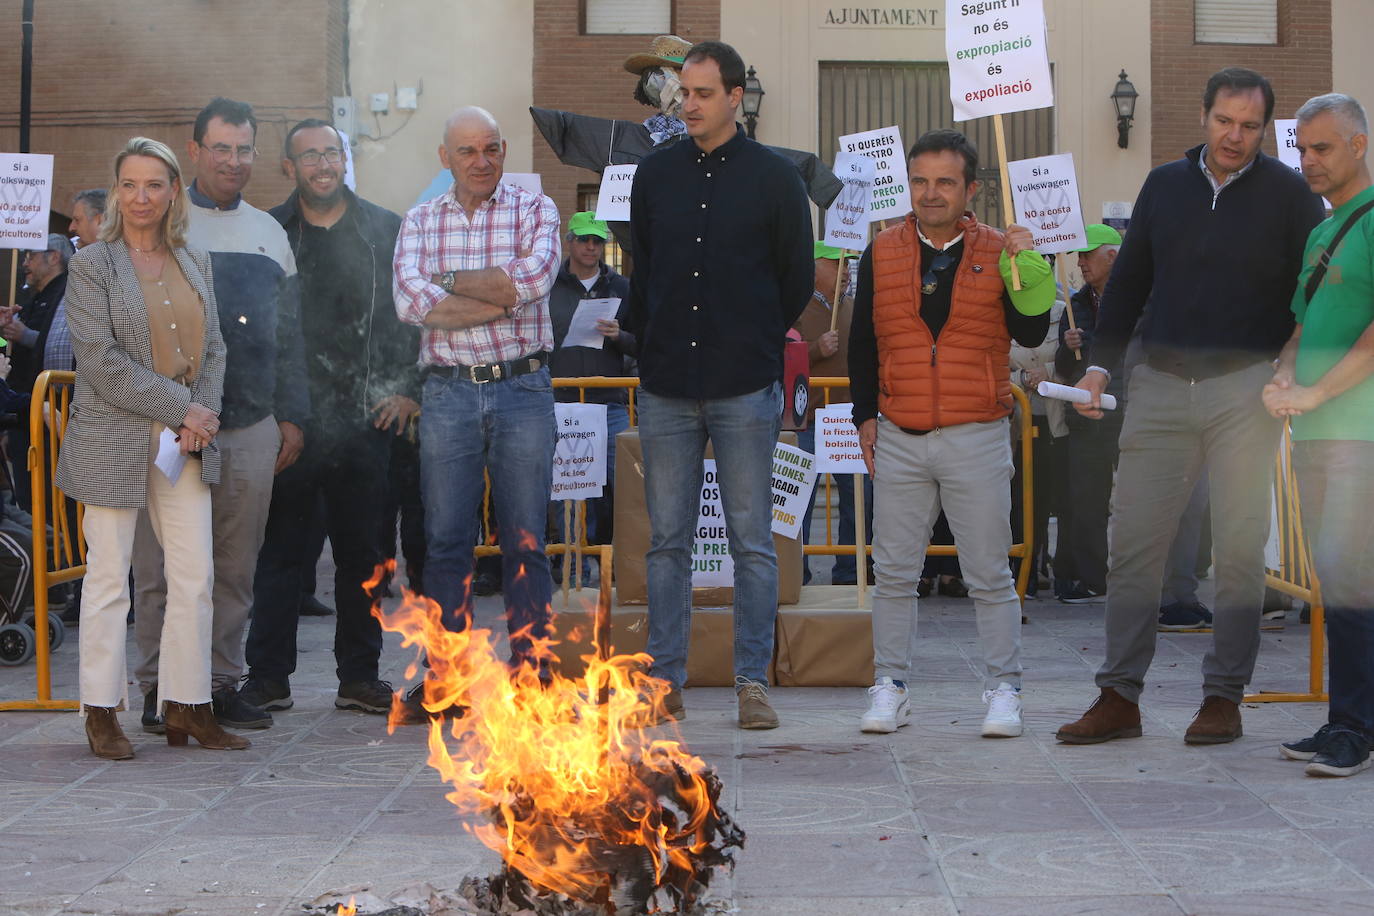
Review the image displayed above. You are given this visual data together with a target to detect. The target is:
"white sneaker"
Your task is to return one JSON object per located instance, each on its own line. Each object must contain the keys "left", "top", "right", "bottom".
{"left": 981, "top": 682, "right": 1023, "bottom": 737}
{"left": 860, "top": 677, "right": 911, "bottom": 733}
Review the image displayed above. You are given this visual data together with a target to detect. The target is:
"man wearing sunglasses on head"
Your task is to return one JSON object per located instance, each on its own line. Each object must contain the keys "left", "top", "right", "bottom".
{"left": 849, "top": 128, "right": 1055, "bottom": 739}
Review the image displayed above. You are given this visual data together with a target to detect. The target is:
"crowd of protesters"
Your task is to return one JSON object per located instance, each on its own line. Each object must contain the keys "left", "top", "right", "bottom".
{"left": 3, "top": 48, "right": 1368, "bottom": 781}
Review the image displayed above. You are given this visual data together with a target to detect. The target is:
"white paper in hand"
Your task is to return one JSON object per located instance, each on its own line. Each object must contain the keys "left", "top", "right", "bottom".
{"left": 155, "top": 427, "right": 188, "bottom": 485}
{"left": 563, "top": 298, "right": 621, "bottom": 349}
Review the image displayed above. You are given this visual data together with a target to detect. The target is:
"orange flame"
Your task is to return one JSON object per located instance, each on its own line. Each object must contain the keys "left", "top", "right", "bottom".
{"left": 373, "top": 585, "right": 719, "bottom": 902}
{"left": 336, "top": 896, "right": 356, "bottom": 916}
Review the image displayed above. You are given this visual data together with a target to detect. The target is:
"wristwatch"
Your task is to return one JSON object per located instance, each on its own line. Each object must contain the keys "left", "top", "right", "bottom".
{"left": 435, "top": 271, "right": 456, "bottom": 294}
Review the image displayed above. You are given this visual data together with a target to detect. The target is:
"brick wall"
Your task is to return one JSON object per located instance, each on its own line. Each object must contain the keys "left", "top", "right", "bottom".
{"left": 0, "top": 0, "right": 347, "bottom": 222}
{"left": 531, "top": 0, "right": 721, "bottom": 235}
{"left": 1151, "top": 0, "right": 1331, "bottom": 165}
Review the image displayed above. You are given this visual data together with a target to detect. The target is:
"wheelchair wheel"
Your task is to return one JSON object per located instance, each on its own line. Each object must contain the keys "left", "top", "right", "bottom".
{"left": 0, "top": 622, "right": 36, "bottom": 666}
{"left": 23, "top": 612, "right": 65, "bottom": 652}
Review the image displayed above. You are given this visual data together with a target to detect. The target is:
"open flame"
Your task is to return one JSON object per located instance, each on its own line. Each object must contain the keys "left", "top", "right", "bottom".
{"left": 369, "top": 561, "right": 742, "bottom": 913}
{"left": 335, "top": 897, "right": 356, "bottom": 916}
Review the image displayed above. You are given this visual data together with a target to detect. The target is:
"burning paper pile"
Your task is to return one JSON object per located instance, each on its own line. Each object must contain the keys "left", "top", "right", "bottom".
{"left": 370, "top": 575, "right": 743, "bottom": 916}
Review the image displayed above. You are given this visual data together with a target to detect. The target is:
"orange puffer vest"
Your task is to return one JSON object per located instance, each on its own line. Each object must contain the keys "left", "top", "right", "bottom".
{"left": 872, "top": 212, "right": 1013, "bottom": 429}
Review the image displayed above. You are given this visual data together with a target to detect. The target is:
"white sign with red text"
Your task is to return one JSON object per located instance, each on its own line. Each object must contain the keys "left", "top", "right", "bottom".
{"left": 551, "top": 403, "right": 607, "bottom": 499}
{"left": 1007, "top": 153, "right": 1088, "bottom": 254}
{"left": 945, "top": 0, "right": 1054, "bottom": 121}
{"left": 813, "top": 404, "right": 868, "bottom": 474}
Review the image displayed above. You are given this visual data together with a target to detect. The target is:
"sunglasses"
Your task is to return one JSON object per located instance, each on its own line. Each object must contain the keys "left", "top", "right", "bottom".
{"left": 921, "top": 253, "right": 955, "bottom": 295}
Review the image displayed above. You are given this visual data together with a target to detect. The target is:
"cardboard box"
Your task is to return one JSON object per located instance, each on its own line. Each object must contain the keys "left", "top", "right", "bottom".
{"left": 773, "top": 587, "right": 875, "bottom": 687}
{"left": 612, "top": 429, "right": 803, "bottom": 607}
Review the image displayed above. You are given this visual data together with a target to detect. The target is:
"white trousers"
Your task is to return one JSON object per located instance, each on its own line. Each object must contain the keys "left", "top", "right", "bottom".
{"left": 80, "top": 462, "right": 213, "bottom": 711}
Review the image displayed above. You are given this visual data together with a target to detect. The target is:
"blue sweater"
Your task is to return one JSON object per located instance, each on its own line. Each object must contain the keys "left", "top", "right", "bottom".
{"left": 1091, "top": 145, "right": 1325, "bottom": 380}
{"left": 186, "top": 183, "right": 310, "bottom": 430}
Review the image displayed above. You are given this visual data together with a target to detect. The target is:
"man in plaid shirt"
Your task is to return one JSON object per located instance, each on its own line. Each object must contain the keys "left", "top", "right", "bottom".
{"left": 393, "top": 106, "right": 562, "bottom": 722}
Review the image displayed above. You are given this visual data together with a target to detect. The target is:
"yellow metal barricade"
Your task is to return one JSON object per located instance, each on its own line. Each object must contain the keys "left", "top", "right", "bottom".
{"left": 0, "top": 370, "right": 82, "bottom": 711}
{"left": 1246, "top": 421, "right": 1326, "bottom": 703}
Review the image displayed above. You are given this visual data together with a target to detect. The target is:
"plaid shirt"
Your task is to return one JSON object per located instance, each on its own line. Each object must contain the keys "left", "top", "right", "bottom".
{"left": 43, "top": 299, "right": 75, "bottom": 372}
{"left": 393, "top": 181, "right": 560, "bottom": 366}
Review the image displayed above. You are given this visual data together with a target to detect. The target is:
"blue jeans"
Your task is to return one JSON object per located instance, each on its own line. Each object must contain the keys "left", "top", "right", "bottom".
{"left": 638, "top": 383, "right": 782, "bottom": 689}
{"left": 797, "top": 425, "right": 873, "bottom": 583}
{"left": 419, "top": 368, "right": 555, "bottom": 665}
{"left": 1295, "top": 439, "right": 1374, "bottom": 742}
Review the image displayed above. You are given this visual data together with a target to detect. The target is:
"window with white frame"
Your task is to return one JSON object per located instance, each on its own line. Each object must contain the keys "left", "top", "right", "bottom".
{"left": 584, "top": 0, "right": 671, "bottom": 35}
{"left": 1195, "top": 0, "right": 1279, "bottom": 45}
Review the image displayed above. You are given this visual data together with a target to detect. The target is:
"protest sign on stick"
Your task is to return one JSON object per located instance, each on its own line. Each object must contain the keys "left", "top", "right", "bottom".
{"left": 1006, "top": 152, "right": 1087, "bottom": 254}
{"left": 945, "top": 0, "right": 1055, "bottom": 290}
{"left": 823, "top": 152, "right": 876, "bottom": 251}
{"left": 1, "top": 152, "right": 55, "bottom": 307}
{"left": 836, "top": 126, "right": 911, "bottom": 220}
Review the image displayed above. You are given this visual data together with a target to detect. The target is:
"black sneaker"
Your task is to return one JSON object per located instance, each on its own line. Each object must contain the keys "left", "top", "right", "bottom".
{"left": 393, "top": 681, "right": 466, "bottom": 726}
{"left": 335, "top": 679, "right": 395, "bottom": 714}
{"left": 1059, "top": 583, "right": 1105, "bottom": 604}
{"left": 238, "top": 675, "right": 293, "bottom": 711}
{"left": 212, "top": 685, "right": 273, "bottom": 729}
{"left": 1158, "top": 601, "right": 1211, "bottom": 630}
{"left": 1281, "top": 723, "right": 1340, "bottom": 761}
{"left": 472, "top": 573, "right": 501, "bottom": 597}
{"left": 141, "top": 688, "right": 165, "bottom": 735}
{"left": 1306, "top": 729, "right": 1373, "bottom": 777}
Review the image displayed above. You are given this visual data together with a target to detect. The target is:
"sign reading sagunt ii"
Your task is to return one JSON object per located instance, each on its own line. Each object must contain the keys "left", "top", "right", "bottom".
{"left": 824, "top": 152, "right": 877, "bottom": 250}
{"left": 1006, "top": 152, "right": 1087, "bottom": 254}
{"left": 0, "top": 153, "right": 55, "bottom": 248}
{"left": 836, "top": 126, "right": 911, "bottom": 219}
{"left": 594, "top": 164, "right": 637, "bottom": 221}
{"left": 945, "top": 0, "right": 1054, "bottom": 122}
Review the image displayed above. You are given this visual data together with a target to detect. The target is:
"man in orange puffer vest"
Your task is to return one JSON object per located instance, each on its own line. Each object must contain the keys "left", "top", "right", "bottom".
{"left": 848, "top": 129, "right": 1056, "bottom": 738}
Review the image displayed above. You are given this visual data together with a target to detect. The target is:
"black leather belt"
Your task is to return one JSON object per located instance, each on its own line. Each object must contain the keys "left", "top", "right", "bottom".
{"left": 427, "top": 351, "right": 548, "bottom": 384}
{"left": 899, "top": 426, "right": 933, "bottom": 436}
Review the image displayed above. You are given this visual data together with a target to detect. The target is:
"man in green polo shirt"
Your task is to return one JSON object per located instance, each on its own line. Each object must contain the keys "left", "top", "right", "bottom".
{"left": 1264, "top": 92, "right": 1374, "bottom": 778}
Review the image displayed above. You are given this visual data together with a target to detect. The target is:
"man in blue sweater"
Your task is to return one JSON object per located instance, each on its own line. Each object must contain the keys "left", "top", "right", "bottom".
{"left": 1057, "top": 68, "right": 1325, "bottom": 746}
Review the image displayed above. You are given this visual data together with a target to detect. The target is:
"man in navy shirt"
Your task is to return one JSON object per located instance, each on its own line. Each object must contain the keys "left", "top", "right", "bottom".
{"left": 626, "top": 40, "right": 812, "bottom": 729}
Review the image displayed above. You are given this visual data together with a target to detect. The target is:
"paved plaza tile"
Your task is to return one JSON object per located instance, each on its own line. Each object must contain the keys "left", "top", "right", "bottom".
{"left": 2, "top": 571, "right": 1371, "bottom": 915}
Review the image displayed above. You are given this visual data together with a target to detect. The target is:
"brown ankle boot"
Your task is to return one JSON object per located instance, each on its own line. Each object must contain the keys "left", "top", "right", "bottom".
{"left": 163, "top": 701, "right": 251, "bottom": 750}
{"left": 1184, "top": 695, "right": 1242, "bottom": 745}
{"left": 84, "top": 706, "right": 134, "bottom": 760}
{"left": 1056, "top": 687, "right": 1143, "bottom": 744}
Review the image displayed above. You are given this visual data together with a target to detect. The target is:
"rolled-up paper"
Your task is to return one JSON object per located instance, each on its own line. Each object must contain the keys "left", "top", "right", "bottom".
{"left": 1037, "top": 380, "right": 1118, "bottom": 411}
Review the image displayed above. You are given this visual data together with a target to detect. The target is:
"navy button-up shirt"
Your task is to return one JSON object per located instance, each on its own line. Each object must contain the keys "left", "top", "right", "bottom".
{"left": 626, "top": 125, "right": 813, "bottom": 399}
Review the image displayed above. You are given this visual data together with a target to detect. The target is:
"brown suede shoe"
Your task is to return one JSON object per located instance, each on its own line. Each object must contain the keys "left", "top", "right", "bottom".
{"left": 84, "top": 706, "right": 134, "bottom": 760}
{"left": 1056, "top": 687, "right": 1143, "bottom": 744}
{"left": 1184, "top": 695, "right": 1242, "bottom": 745}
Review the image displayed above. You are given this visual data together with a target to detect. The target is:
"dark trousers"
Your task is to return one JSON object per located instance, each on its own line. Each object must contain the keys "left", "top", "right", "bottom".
{"left": 245, "top": 426, "right": 390, "bottom": 684}
{"left": 1295, "top": 439, "right": 1374, "bottom": 741}
{"left": 379, "top": 433, "right": 427, "bottom": 594}
{"left": 1058, "top": 411, "right": 1123, "bottom": 593}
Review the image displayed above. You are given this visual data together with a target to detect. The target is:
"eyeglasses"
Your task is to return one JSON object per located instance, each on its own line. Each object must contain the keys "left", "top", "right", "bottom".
{"left": 293, "top": 148, "right": 343, "bottom": 167}
{"left": 199, "top": 142, "right": 257, "bottom": 164}
{"left": 921, "top": 253, "right": 955, "bottom": 295}
{"left": 572, "top": 235, "right": 605, "bottom": 244}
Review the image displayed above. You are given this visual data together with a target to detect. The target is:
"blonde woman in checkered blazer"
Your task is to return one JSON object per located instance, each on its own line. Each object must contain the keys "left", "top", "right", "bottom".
{"left": 56, "top": 137, "right": 245, "bottom": 759}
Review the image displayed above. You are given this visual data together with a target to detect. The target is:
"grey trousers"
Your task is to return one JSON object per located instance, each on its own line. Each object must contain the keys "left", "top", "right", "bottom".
{"left": 871, "top": 417, "right": 1022, "bottom": 690}
{"left": 1096, "top": 362, "right": 1279, "bottom": 704}
{"left": 134, "top": 416, "right": 280, "bottom": 693}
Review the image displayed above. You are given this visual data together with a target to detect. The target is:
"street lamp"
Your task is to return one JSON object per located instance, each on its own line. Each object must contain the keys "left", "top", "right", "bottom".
{"left": 741, "top": 66, "right": 765, "bottom": 139}
{"left": 1111, "top": 69, "right": 1138, "bottom": 149}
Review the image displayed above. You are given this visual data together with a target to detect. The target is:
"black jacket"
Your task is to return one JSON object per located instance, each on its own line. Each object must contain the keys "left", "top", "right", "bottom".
{"left": 1056, "top": 285, "right": 1124, "bottom": 401}
{"left": 11, "top": 271, "right": 65, "bottom": 394}
{"left": 1090, "top": 145, "right": 1324, "bottom": 380}
{"left": 548, "top": 259, "right": 634, "bottom": 404}
{"left": 269, "top": 188, "right": 420, "bottom": 441}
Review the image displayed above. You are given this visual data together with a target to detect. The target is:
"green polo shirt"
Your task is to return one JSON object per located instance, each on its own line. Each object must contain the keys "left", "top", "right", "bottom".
{"left": 1291, "top": 184, "right": 1374, "bottom": 442}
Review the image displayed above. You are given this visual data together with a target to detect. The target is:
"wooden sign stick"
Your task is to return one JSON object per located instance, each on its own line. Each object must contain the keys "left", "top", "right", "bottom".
{"left": 992, "top": 114, "right": 1022, "bottom": 291}
{"left": 1057, "top": 255, "right": 1082, "bottom": 360}
{"left": 7, "top": 250, "right": 17, "bottom": 311}
{"left": 829, "top": 251, "right": 849, "bottom": 332}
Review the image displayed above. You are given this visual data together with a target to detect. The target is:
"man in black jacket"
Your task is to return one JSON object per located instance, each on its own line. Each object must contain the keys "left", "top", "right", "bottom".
{"left": 240, "top": 119, "right": 420, "bottom": 716}
{"left": 1058, "top": 68, "right": 1325, "bottom": 746}
{"left": 548, "top": 211, "right": 634, "bottom": 576}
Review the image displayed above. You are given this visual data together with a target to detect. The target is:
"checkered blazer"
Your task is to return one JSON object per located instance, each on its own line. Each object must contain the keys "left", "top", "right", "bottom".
{"left": 55, "top": 239, "right": 227, "bottom": 508}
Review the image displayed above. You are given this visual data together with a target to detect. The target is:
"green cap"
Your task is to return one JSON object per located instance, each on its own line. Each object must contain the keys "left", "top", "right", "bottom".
{"left": 1074, "top": 223, "right": 1123, "bottom": 252}
{"left": 568, "top": 211, "right": 609, "bottom": 240}
{"left": 813, "top": 240, "right": 844, "bottom": 260}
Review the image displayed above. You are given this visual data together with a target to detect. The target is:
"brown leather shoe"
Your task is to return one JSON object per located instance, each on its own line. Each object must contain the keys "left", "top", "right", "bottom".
{"left": 84, "top": 706, "right": 134, "bottom": 760}
{"left": 164, "top": 701, "right": 251, "bottom": 750}
{"left": 1056, "top": 687, "right": 1143, "bottom": 744}
{"left": 1184, "top": 695, "right": 1242, "bottom": 745}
